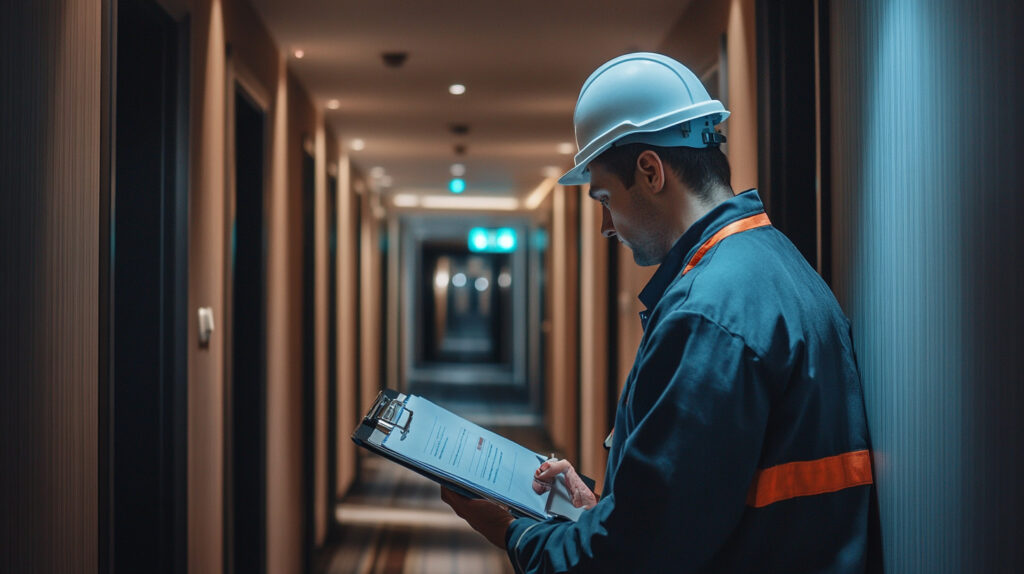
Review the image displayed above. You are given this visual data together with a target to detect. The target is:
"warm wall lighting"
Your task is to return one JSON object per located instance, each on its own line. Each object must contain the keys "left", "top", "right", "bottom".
{"left": 523, "top": 177, "right": 556, "bottom": 210}
{"left": 294, "top": 49, "right": 305, "bottom": 59}
{"left": 449, "top": 84, "right": 466, "bottom": 95}
{"left": 350, "top": 139, "right": 365, "bottom": 151}
{"left": 326, "top": 99, "right": 340, "bottom": 110}
{"left": 434, "top": 270, "right": 450, "bottom": 289}
{"left": 557, "top": 142, "right": 575, "bottom": 155}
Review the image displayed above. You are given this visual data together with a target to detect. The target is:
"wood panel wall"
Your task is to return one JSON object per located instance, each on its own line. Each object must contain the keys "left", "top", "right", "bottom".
{"left": 546, "top": 184, "right": 580, "bottom": 462}
{"left": 0, "top": 2, "right": 102, "bottom": 572}
{"left": 578, "top": 186, "right": 610, "bottom": 492}
{"left": 187, "top": 1, "right": 228, "bottom": 569}
{"left": 336, "top": 153, "right": 359, "bottom": 499}
{"left": 359, "top": 180, "right": 384, "bottom": 411}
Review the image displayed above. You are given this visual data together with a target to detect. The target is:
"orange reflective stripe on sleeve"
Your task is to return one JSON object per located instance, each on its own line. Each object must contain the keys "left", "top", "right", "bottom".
{"left": 681, "top": 212, "right": 772, "bottom": 275}
{"left": 746, "top": 449, "right": 873, "bottom": 508}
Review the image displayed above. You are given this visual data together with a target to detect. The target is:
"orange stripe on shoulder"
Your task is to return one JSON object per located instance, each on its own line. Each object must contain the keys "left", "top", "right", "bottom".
{"left": 681, "top": 212, "right": 772, "bottom": 275}
{"left": 746, "top": 449, "right": 873, "bottom": 508}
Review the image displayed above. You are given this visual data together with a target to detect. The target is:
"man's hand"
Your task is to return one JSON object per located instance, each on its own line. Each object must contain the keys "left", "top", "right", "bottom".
{"left": 532, "top": 458, "right": 598, "bottom": 509}
{"left": 440, "top": 486, "right": 514, "bottom": 549}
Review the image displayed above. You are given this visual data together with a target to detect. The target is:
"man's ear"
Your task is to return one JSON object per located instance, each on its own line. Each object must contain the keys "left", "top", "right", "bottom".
{"left": 635, "top": 150, "right": 666, "bottom": 194}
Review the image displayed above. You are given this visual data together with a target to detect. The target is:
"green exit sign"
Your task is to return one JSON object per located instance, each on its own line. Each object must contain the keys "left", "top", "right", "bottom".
{"left": 468, "top": 227, "right": 517, "bottom": 253}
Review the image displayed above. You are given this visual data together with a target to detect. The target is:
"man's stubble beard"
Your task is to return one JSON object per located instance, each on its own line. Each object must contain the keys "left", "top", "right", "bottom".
{"left": 626, "top": 192, "right": 671, "bottom": 267}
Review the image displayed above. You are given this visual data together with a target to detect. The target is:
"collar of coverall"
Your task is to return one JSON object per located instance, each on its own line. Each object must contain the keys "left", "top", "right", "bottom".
{"left": 637, "top": 188, "right": 765, "bottom": 313}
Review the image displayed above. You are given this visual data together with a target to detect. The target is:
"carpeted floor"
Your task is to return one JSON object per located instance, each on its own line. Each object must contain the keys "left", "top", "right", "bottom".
{"left": 317, "top": 426, "right": 551, "bottom": 574}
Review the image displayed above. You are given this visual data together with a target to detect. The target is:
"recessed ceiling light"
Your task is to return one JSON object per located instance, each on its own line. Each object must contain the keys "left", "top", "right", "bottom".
{"left": 370, "top": 166, "right": 386, "bottom": 178}
{"left": 326, "top": 99, "right": 340, "bottom": 110}
{"left": 450, "top": 163, "right": 466, "bottom": 177}
{"left": 557, "top": 142, "right": 575, "bottom": 155}
{"left": 449, "top": 84, "right": 466, "bottom": 96}
{"left": 350, "top": 139, "right": 365, "bottom": 151}
{"left": 392, "top": 194, "right": 419, "bottom": 207}
{"left": 294, "top": 49, "right": 305, "bottom": 59}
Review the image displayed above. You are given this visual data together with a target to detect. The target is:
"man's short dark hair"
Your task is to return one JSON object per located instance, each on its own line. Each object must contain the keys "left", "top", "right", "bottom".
{"left": 592, "top": 143, "right": 732, "bottom": 200}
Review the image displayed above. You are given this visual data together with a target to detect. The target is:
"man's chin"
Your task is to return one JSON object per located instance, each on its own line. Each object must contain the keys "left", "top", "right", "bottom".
{"left": 631, "top": 249, "right": 661, "bottom": 267}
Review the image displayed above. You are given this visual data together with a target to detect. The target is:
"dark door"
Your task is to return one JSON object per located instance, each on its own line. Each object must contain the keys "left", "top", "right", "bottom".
{"left": 757, "top": 0, "right": 831, "bottom": 280}
{"left": 227, "top": 87, "right": 268, "bottom": 574}
{"left": 110, "top": 0, "right": 189, "bottom": 572}
{"left": 326, "top": 173, "right": 339, "bottom": 534}
{"left": 301, "top": 148, "right": 316, "bottom": 573}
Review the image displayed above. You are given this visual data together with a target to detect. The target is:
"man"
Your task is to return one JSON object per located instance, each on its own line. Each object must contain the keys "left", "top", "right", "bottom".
{"left": 442, "top": 52, "right": 873, "bottom": 573}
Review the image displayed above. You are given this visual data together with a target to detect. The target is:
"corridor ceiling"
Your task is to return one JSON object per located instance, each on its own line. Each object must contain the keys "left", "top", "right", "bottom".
{"left": 249, "top": 0, "right": 696, "bottom": 198}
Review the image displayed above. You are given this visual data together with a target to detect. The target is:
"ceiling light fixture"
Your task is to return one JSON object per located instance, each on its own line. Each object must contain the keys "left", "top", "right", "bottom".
{"left": 326, "top": 99, "right": 340, "bottom": 110}
{"left": 392, "top": 194, "right": 419, "bottom": 207}
{"left": 350, "top": 139, "right": 365, "bottom": 151}
{"left": 524, "top": 177, "right": 557, "bottom": 210}
{"left": 420, "top": 196, "right": 519, "bottom": 211}
{"left": 370, "top": 166, "right": 386, "bottom": 178}
{"left": 449, "top": 84, "right": 466, "bottom": 95}
{"left": 294, "top": 49, "right": 305, "bottom": 59}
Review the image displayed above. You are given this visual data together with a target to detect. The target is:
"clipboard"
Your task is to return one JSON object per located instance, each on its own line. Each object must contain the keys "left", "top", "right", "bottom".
{"left": 352, "top": 389, "right": 593, "bottom": 521}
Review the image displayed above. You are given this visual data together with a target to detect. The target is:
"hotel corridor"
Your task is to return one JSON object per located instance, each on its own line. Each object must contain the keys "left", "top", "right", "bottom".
{"left": 3, "top": 0, "right": 1024, "bottom": 573}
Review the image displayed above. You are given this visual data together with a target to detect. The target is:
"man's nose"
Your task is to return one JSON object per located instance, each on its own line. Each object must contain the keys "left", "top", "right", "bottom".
{"left": 601, "top": 205, "right": 617, "bottom": 238}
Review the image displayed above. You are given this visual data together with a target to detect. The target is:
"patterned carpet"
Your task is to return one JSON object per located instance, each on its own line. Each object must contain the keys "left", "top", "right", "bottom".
{"left": 317, "top": 426, "right": 551, "bottom": 574}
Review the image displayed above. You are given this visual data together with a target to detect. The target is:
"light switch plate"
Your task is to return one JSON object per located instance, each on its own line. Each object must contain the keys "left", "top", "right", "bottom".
{"left": 198, "top": 307, "right": 215, "bottom": 347}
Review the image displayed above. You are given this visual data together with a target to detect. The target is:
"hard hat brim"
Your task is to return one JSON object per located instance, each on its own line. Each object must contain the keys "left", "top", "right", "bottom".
{"left": 558, "top": 163, "right": 590, "bottom": 186}
{"left": 558, "top": 106, "right": 730, "bottom": 186}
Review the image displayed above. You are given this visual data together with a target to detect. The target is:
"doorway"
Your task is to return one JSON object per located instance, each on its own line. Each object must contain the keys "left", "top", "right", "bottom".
{"left": 109, "top": 0, "right": 189, "bottom": 572}
{"left": 326, "top": 172, "right": 339, "bottom": 532}
{"left": 225, "top": 85, "right": 268, "bottom": 574}
{"left": 301, "top": 147, "right": 316, "bottom": 573}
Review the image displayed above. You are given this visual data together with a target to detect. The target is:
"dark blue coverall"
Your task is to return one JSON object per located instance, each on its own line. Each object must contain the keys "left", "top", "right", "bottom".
{"left": 506, "top": 190, "right": 873, "bottom": 573}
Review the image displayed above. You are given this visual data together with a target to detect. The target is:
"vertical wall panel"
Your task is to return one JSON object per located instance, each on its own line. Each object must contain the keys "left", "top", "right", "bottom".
{"left": 336, "top": 153, "right": 358, "bottom": 499}
{"left": 830, "top": 1, "right": 1024, "bottom": 571}
{"left": 0, "top": 1, "right": 101, "bottom": 572}
{"left": 188, "top": 1, "right": 227, "bottom": 571}
{"left": 547, "top": 185, "right": 579, "bottom": 462}
{"left": 578, "top": 186, "right": 609, "bottom": 493}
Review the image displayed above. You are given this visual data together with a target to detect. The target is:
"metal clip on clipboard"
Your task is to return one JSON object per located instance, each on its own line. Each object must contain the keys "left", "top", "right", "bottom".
{"left": 364, "top": 390, "right": 414, "bottom": 439}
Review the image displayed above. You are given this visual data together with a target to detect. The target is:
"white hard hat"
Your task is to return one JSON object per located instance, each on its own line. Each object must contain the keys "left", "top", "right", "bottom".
{"left": 559, "top": 52, "right": 729, "bottom": 186}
